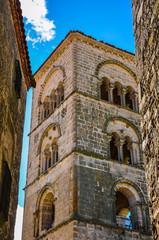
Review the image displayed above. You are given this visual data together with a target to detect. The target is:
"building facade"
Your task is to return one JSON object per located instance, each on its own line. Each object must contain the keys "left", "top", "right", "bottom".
{"left": 0, "top": 0, "right": 35, "bottom": 239}
{"left": 22, "top": 31, "right": 151, "bottom": 240}
{"left": 131, "top": 0, "right": 159, "bottom": 239}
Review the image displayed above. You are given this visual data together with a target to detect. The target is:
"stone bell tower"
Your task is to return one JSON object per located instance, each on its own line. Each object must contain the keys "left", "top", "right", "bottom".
{"left": 22, "top": 31, "right": 152, "bottom": 240}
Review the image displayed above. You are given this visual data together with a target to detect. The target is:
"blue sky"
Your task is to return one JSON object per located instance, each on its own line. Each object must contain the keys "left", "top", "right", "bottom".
{"left": 15, "top": 0, "right": 135, "bottom": 238}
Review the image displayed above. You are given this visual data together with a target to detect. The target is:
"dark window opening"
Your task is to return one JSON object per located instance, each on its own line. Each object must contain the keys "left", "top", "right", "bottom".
{"left": 110, "top": 137, "right": 118, "bottom": 161}
{"left": 0, "top": 161, "right": 12, "bottom": 225}
{"left": 123, "top": 143, "right": 131, "bottom": 164}
{"left": 100, "top": 82, "right": 109, "bottom": 101}
{"left": 125, "top": 92, "right": 133, "bottom": 110}
{"left": 14, "top": 60, "right": 22, "bottom": 98}
{"left": 113, "top": 87, "right": 121, "bottom": 105}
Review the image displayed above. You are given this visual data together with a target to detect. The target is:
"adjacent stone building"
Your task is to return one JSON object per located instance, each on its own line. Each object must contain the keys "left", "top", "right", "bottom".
{"left": 22, "top": 31, "right": 152, "bottom": 239}
{"left": 0, "top": 0, "right": 35, "bottom": 239}
{"left": 131, "top": 1, "right": 159, "bottom": 239}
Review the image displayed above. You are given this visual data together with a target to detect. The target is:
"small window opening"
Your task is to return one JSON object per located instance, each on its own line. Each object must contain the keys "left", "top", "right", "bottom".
{"left": 100, "top": 82, "right": 109, "bottom": 101}
{"left": 14, "top": 60, "right": 22, "bottom": 98}
{"left": 110, "top": 136, "right": 119, "bottom": 161}
{"left": 123, "top": 139, "right": 131, "bottom": 164}
{"left": 113, "top": 86, "right": 121, "bottom": 106}
{"left": 125, "top": 92, "right": 133, "bottom": 110}
{"left": 0, "top": 161, "right": 12, "bottom": 224}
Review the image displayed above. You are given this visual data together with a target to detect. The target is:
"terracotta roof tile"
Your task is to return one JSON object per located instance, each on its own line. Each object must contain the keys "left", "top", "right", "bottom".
{"left": 9, "top": 0, "right": 36, "bottom": 89}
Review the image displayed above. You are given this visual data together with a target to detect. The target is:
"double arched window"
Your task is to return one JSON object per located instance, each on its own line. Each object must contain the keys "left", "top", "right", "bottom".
{"left": 106, "top": 119, "right": 141, "bottom": 166}
{"left": 100, "top": 78, "right": 138, "bottom": 111}
{"left": 40, "top": 142, "right": 58, "bottom": 173}
{"left": 110, "top": 133, "right": 133, "bottom": 165}
{"left": 38, "top": 82, "right": 64, "bottom": 123}
{"left": 37, "top": 123, "right": 61, "bottom": 174}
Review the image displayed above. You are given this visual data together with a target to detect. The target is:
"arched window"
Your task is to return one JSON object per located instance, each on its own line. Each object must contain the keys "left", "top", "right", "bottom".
{"left": 42, "top": 142, "right": 58, "bottom": 173}
{"left": 39, "top": 82, "right": 64, "bottom": 123}
{"left": 107, "top": 119, "right": 141, "bottom": 166}
{"left": 41, "top": 192, "right": 55, "bottom": 231}
{"left": 110, "top": 133, "right": 119, "bottom": 161}
{"left": 34, "top": 188, "right": 56, "bottom": 237}
{"left": 113, "top": 82, "right": 122, "bottom": 106}
{"left": 100, "top": 77, "right": 110, "bottom": 101}
{"left": 115, "top": 185, "right": 144, "bottom": 230}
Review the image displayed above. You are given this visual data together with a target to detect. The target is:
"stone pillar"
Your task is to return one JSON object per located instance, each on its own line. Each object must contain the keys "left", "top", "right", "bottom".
{"left": 107, "top": 134, "right": 112, "bottom": 158}
{"left": 109, "top": 83, "right": 115, "bottom": 103}
{"left": 119, "top": 138, "right": 125, "bottom": 162}
{"left": 133, "top": 92, "right": 138, "bottom": 112}
{"left": 122, "top": 87, "right": 127, "bottom": 108}
{"left": 132, "top": 142, "right": 140, "bottom": 165}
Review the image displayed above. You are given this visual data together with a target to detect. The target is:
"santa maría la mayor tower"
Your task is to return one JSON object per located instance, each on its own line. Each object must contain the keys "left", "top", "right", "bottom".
{"left": 22, "top": 31, "right": 152, "bottom": 240}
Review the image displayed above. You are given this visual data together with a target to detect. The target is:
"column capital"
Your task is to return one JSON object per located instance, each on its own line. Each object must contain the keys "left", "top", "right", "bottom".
{"left": 119, "top": 138, "right": 125, "bottom": 146}
{"left": 122, "top": 87, "right": 128, "bottom": 95}
{"left": 109, "top": 82, "right": 115, "bottom": 89}
{"left": 107, "top": 133, "right": 112, "bottom": 142}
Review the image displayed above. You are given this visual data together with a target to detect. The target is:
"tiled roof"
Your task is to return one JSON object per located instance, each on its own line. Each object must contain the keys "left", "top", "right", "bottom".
{"left": 9, "top": 0, "right": 36, "bottom": 89}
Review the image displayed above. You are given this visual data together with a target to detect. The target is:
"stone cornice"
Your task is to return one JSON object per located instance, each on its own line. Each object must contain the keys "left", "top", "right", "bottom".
{"left": 34, "top": 31, "right": 135, "bottom": 81}
{"left": 28, "top": 90, "right": 140, "bottom": 136}
{"left": 24, "top": 149, "right": 144, "bottom": 190}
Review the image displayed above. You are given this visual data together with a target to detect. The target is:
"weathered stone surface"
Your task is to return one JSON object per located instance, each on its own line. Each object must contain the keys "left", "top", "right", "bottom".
{"left": 131, "top": 0, "right": 159, "bottom": 239}
{"left": 22, "top": 32, "right": 152, "bottom": 239}
{"left": 0, "top": 0, "right": 33, "bottom": 239}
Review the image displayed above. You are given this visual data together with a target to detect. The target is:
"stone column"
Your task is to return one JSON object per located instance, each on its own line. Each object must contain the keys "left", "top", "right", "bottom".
{"left": 118, "top": 138, "right": 125, "bottom": 162}
{"left": 109, "top": 83, "right": 115, "bottom": 103}
{"left": 133, "top": 92, "right": 138, "bottom": 112}
{"left": 132, "top": 142, "right": 140, "bottom": 166}
{"left": 122, "top": 87, "right": 127, "bottom": 108}
{"left": 107, "top": 134, "right": 112, "bottom": 158}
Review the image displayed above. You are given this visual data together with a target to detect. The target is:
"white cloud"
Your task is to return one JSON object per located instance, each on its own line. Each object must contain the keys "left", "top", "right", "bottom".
{"left": 14, "top": 205, "right": 24, "bottom": 240}
{"left": 20, "top": 0, "right": 56, "bottom": 45}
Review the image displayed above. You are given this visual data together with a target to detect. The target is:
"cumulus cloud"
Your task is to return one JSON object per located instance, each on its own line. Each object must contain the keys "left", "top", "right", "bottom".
{"left": 14, "top": 205, "right": 24, "bottom": 240}
{"left": 20, "top": 0, "right": 56, "bottom": 45}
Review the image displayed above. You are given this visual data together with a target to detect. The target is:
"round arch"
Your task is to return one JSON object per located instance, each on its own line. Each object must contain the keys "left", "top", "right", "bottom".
{"left": 110, "top": 178, "right": 146, "bottom": 204}
{"left": 35, "top": 183, "right": 55, "bottom": 211}
{"left": 38, "top": 65, "right": 66, "bottom": 105}
{"left": 103, "top": 116, "right": 141, "bottom": 142}
{"left": 95, "top": 59, "right": 137, "bottom": 83}
{"left": 37, "top": 123, "right": 61, "bottom": 154}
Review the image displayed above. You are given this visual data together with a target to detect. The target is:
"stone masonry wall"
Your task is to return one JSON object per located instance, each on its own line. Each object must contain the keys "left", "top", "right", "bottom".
{"left": 131, "top": 0, "right": 159, "bottom": 239}
{"left": 73, "top": 220, "right": 151, "bottom": 240}
{"left": 22, "top": 155, "right": 74, "bottom": 240}
{"left": 23, "top": 33, "right": 152, "bottom": 239}
{"left": 0, "top": 0, "right": 27, "bottom": 239}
